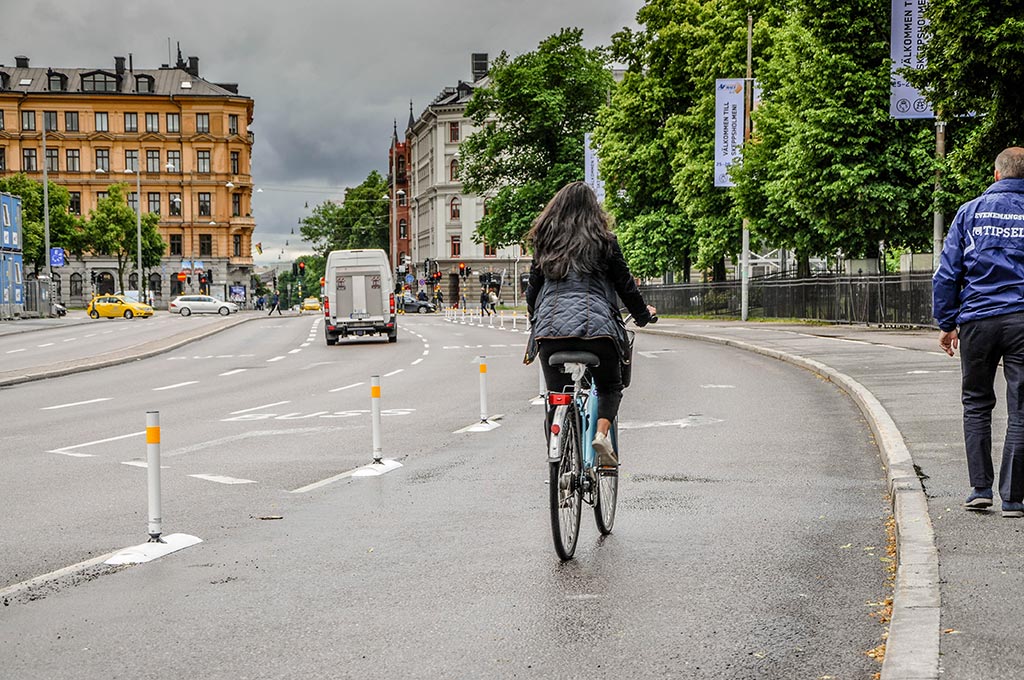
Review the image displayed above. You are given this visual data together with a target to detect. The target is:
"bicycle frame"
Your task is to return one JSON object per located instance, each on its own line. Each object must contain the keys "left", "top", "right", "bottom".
{"left": 547, "top": 366, "right": 598, "bottom": 472}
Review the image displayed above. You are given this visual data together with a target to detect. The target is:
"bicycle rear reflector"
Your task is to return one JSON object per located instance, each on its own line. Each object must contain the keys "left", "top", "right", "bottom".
{"left": 548, "top": 393, "right": 572, "bottom": 406}
{"left": 550, "top": 424, "right": 560, "bottom": 435}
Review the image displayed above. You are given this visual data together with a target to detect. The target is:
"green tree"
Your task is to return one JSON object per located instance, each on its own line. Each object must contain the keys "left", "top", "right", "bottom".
{"left": 82, "top": 183, "right": 163, "bottom": 293}
{"left": 460, "top": 27, "right": 614, "bottom": 248}
{"left": 904, "top": 0, "right": 1024, "bottom": 208}
{"left": 0, "top": 173, "right": 84, "bottom": 272}
{"left": 299, "top": 171, "right": 389, "bottom": 257}
{"left": 731, "top": 0, "right": 933, "bottom": 266}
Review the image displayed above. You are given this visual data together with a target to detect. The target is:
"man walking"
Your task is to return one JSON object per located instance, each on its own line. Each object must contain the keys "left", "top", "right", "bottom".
{"left": 267, "top": 290, "right": 282, "bottom": 316}
{"left": 934, "top": 147, "right": 1024, "bottom": 518}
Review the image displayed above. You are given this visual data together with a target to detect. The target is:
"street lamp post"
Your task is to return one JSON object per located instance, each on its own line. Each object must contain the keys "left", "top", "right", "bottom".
{"left": 127, "top": 166, "right": 143, "bottom": 301}
{"left": 42, "top": 117, "right": 52, "bottom": 315}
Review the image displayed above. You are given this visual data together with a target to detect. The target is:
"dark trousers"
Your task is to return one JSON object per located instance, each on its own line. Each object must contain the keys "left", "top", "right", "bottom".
{"left": 959, "top": 312, "right": 1024, "bottom": 501}
{"left": 538, "top": 337, "right": 624, "bottom": 423}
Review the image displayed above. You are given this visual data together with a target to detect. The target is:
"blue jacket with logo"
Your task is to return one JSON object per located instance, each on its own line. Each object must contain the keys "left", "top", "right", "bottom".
{"left": 933, "top": 178, "right": 1024, "bottom": 331}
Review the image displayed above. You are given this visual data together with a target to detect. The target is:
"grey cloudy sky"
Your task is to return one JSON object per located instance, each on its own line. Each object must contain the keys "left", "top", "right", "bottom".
{"left": 7, "top": 0, "right": 641, "bottom": 265}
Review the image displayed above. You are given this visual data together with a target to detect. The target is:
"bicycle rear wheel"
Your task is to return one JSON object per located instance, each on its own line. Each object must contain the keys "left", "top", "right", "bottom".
{"left": 594, "top": 419, "right": 619, "bottom": 534}
{"left": 550, "top": 405, "right": 582, "bottom": 560}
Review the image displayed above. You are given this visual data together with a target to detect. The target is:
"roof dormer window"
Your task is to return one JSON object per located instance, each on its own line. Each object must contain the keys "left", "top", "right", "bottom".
{"left": 81, "top": 72, "right": 118, "bottom": 92}
{"left": 135, "top": 75, "right": 154, "bottom": 93}
{"left": 0, "top": 72, "right": 8, "bottom": 90}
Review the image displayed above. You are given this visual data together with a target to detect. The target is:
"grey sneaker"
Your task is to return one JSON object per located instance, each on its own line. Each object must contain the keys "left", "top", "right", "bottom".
{"left": 593, "top": 431, "right": 617, "bottom": 467}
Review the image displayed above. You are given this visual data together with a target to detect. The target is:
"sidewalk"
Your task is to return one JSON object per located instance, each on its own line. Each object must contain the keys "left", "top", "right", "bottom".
{"left": 642, "top": 320, "right": 1022, "bottom": 680}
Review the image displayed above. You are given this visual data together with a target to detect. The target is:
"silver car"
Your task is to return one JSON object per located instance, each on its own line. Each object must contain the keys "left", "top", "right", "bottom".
{"left": 169, "top": 295, "right": 239, "bottom": 316}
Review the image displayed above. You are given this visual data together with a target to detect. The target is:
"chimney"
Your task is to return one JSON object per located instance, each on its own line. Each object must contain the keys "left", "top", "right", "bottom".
{"left": 471, "top": 53, "right": 488, "bottom": 81}
{"left": 15, "top": 55, "right": 29, "bottom": 68}
{"left": 115, "top": 56, "right": 125, "bottom": 75}
{"left": 187, "top": 56, "right": 199, "bottom": 77}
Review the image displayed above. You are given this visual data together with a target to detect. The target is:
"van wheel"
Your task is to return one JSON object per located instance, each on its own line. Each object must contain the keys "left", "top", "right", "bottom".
{"left": 388, "top": 332, "right": 398, "bottom": 343}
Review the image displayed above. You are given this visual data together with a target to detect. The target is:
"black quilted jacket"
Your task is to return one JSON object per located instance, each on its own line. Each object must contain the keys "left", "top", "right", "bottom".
{"left": 524, "top": 239, "right": 652, "bottom": 364}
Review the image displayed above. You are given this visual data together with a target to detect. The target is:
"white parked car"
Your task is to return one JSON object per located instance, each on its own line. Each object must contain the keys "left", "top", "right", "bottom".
{"left": 169, "top": 295, "right": 238, "bottom": 316}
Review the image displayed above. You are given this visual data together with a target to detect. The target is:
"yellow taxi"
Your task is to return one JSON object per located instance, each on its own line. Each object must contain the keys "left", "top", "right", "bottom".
{"left": 301, "top": 297, "right": 322, "bottom": 311}
{"left": 87, "top": 294, "right": 155, "bottom": 319}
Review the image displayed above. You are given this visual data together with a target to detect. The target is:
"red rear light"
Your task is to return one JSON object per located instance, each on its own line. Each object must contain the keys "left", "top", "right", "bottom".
{"left": 550, "top": 424, "right": 561, "bottom": 435}
{"left": 389, "top": 293, "right": 395, "bottom": 314}
{"left": 323, "top": 297, "right": 330, "bottom": 315}
{"left": 548, "top": 393, "right": 572, "bottom": 406}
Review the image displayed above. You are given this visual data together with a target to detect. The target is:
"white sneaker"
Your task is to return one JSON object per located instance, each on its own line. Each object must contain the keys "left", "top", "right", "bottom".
{"left": 592, "top": 431, "right": 617, "bottom": 467}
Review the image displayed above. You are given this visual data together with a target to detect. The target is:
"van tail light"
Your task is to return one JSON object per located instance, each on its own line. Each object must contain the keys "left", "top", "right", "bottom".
{"left": 323, "top": 297, "right": 330, "bottom": 316}
{"left": 389, "top": 293, "right": 395, "bottom": 314}
{"left": 548, "top": 393, "right": 572, "bottom": 406}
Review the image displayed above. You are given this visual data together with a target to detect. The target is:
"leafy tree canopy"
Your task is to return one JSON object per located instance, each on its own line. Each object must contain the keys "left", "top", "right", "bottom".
{"left": 0, "top": 173, "right": 84, "bottom": 272}
{"left": 82, "top": 183, "right": 163, "bottom": 293}
{"left": 460, "top": 27, "right": 613, "bottom": 248}
{"left": 299, "top": 170, "right": 390, "bottom": 257}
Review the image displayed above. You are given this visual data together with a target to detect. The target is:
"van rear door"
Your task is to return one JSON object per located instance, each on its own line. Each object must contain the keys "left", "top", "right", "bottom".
{"left": 333, "top": 269, "right": 384, "bottom": 320}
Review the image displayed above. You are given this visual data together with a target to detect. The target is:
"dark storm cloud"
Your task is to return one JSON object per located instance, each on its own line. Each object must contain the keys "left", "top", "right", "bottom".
{"left": 6, "top": 0, "right": 641, "bottom": 264}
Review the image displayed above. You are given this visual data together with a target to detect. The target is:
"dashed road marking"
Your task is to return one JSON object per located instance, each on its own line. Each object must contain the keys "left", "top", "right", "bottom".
{"left": 329, "top": 382, "right": 364, "bottom": 393}
{"left": 42, "top": 397, "right": 112, "bottom": 410}
{"left": 48, "top": 430, "right": 145, "bottom": 457}
{"left": 384, "top": 369, "right": 404, "bottom": 377}
{"left": 153, "top": 380, "right": 199, "bottom": 391}
{"left": 288, "top": 348, "right": 302, "bottom": 354}
{"left": 267, "top": 355, "right": 286, "bottom": 362}
{"left": 411, "top": 358, "right": 423, "bottom": 365}
{"left": 6, "top": 348, "right": 25, "bottom": 354}
{"left": 230, "top": 400, "right": 290, "bottom": 415}
{"left": 38, "top": 342, "right": 55, "bottom": 347}
{"left": 189, "top": 474, "right": 256, "bottom": 485}
{"left": 219, "top": 369, "right": 247, "bottom": 377}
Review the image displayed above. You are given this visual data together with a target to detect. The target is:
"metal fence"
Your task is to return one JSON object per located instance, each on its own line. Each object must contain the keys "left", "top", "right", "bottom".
{"left": 639, "top": 273, "right": 936, "bottom": 326}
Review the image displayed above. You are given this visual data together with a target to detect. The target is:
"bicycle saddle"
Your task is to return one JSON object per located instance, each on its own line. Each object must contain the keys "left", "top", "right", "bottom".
{"left": 548, "top": 351, "right": 600, "bottom": 367}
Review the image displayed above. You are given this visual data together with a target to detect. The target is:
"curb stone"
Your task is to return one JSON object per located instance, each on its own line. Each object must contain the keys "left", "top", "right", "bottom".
{"left": 640, "top": 326, "right": 941, "bottom": 680}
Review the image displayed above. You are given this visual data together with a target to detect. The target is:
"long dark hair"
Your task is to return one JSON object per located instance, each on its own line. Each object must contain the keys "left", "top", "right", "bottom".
{"left": 528, "top": 181, "right": 615, "bottom": 280}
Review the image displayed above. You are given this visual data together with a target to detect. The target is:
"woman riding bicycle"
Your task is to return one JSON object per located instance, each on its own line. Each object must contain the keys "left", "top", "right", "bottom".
{"left": 525, "top": 181, "right": 657, "bottom": 467}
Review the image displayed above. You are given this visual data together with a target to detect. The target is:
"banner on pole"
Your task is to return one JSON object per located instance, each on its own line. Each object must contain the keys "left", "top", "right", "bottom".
{"left": 889, "top": 0, "right": 933, "bottom": 118}
{"left": 583, "top": 133, "right": 606, "bottom": 204}
{"left": 714, "top": 79, "right": 745, "bottom": 187}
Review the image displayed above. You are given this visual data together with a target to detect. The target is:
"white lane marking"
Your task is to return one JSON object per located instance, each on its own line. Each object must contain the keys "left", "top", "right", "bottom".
{"left": 230, "top": 400, "right": 291, "bottom": 415}
{"left": 424, "top": 344, "right": 430, "bottom": 349}
{"left": 84, "top": 333, "right": 96, "bottom": 338}
{"left": 443, "top": 345, "right": 461, "bottom": 349}
{"left": 301, "top": 343, "right": 311, "bottom": 347}
{"left": 877, "top": 344, "right": 909, "bottom": 351}
{"left": 288, "top": 349, "right": 302, "bottom": 354}
{"left": 121, "top": 461, "right": 169, "bottom": 469}
{"left": 37, "top": 342, "right": 55, "bottom": 347}
{"left": 267, "top": 355, "right": 286, "bottom": 362}
{"left": 48, "top": 430, "right": 145, "bottom": 457}
{"left": 411, "top": 358, "right": 423, "bottom": 365}
{"left": 700, "top": 384, "right": 735, "bottom": 389}
{"left": 329, "top": 382, "right": 364, "bottom": 393}
{"left": 41, "top": 397, "right": 112, "bottom": 410}
{"left": 0, "top": 550, "right": 120, "bottom": 601}
{"left": 384, "top": 369, "right": 404, "bottom": 377}
{"left": 464, "top": 345, "right": 482, "bottom": 348}
{"left": 927, "top": 351, "right": 948, "bottom": 357}
{"left": 153, "top": 381, "right": 199, "bottom": 391}
{"left": 489, "top": 344, "right": 507, "bottom": 348}
{"left": 6, "top": 348, "right": 25, "bottom": 354}
{"left": 422, "top": 350, "right": 429, "bottom": 356}
{"left": 291, "top": 459, "right": 403, "bottom": 493}
{"left": 63, "top": 337, "right": 77, "bottom": 342}
{"left": 219, "top": 369, "right": 247, "bottom": 377}
{"left": 189, "top": 474, "right": 256, "bottom": 485}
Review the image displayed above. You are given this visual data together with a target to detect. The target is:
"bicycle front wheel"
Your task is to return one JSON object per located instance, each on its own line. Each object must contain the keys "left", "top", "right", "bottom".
{"left": 550, "top": 405, "right": 582, "bottom": 560}
{"left": 594, "top": 420, "right": 619, "bottom": 534}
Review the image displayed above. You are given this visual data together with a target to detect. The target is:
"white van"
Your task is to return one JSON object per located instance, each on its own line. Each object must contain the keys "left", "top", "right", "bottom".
{"left": 323, "top": 249, "right": 396, "bottom": 344}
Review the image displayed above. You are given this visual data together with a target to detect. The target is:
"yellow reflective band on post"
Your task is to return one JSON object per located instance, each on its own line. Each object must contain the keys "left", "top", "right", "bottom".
{"left": 146, "top": 426, "right": 160, "bottom": 444}
{"left": 371, "top": 385, "right": 381, "bottom": 398}
{"left": 480, "top": 363, "right": 487, "bottom": 374}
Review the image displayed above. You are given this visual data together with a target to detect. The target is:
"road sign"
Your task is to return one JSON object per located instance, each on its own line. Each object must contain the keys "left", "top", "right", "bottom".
{"left": 176, "top": 272, "right": 187, "bottom": 282}
{"left": 405, "top": 274, "right": 414, "bottom": 284}
{"left": 49, "top": 247, "right": 65, "bottom": 267}
{"left": 418, "top": 278, "right": 426, "bottom": 286}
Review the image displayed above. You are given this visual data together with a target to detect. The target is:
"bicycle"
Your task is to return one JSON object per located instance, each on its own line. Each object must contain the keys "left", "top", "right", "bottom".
{"left": 545, "top": 315, "right": 654, "bottom": 560}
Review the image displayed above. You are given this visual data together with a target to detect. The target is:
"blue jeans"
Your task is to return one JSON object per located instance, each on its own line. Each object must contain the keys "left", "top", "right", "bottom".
{"left": 959, "top": 312, "right": 1024, "bottom": 502}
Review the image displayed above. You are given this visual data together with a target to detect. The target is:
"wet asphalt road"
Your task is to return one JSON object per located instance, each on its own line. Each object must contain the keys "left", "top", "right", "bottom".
{"left": 1, "top": 315, "right": 890, "bottom": 678}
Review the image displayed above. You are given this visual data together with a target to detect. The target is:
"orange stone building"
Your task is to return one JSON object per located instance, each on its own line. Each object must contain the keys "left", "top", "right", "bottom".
{"left": 0, "top": 50, "right": 255, "bottom": 305}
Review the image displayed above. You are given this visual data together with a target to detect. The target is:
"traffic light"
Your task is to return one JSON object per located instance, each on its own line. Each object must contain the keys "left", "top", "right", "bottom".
{"left": 207, "top": 269, "right": 213, "bottom": 284}
{"left": 458, "top": 262, "right": 466, "bottom": 278}
{"left": 292, "top": 262, "right": 299, "bottom": 277}
{"left": 319, "top": 276, "right": 325, "bottom": 288}
{"left": 466, "top": 265, "right": 473, "bottom": 277}
{"left": 90, "top": 270, "right": 96, "bottom": 284}
{"left": 299, "top": 261, "right": 306, "bottom": 275}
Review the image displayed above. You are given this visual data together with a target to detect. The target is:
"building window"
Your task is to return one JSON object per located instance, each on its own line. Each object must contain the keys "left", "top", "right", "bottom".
{"left": 230, "top": 151, "right": 239, "bottom": 175}
{"left": 233, "top": 234, "right": 242, "bottom": 257}
{"left": 145, "top": 113, "right": 159, "bottom": 133}
{"left": 169, "top": 233, "right": 182, "bottom": 256}
{"left": 0, "top": 148, "right": 5, "bottom": 171}
{"left": 22, "top": 110, "right": 35, "bottom": 131}
{"left": 136, "top": 76, "right": 153, "bottom": 93}
{"left": 450, "top": 158, "right": 459, "bottom": 182}
{"left": 22, "top": 148, "right": 37, "bottom": 171}
{"left": 70, "top": 272, "right": 83, "bottom": 297}
{"left": 196, "top": 113, "right": 209, "bottom": 134}
{"left": 65, "top": 111, "right": 79, "bottom": 131}
{"left": 43, "top": 111, "right": 57, "bottom": 132}
{"left": 199, "top": 234, "right": 212, "bottom": 257}
{"left": 48, "top": 73, "right": 65, "bottom": 92}
{"left": 198, "top": 192, "right": 211, "bottom": 216}
{"left": 148, "top": 192, "right": 161, "bottom": 214}
{"left": 96, "top": 191, "right": 108, "bottom": 202}
{"left": 228, "top": 114, "right": 238, "bottom": 135}
{"left": 45, "top": 148, "right": 58, "bottom": 172}
{"left": 124, "top": 112, "right": 138, "bottom": 133}
{"left": 146, "top": 149, "right": 160, "bottom": 173}
{"left": 0, "top": 111, "right": 4, "bottom": 130}
{"left": 398, "top": 192, "right": 407, "bottom": 207}
{"left": 449, "top": 196, "right": 461, "bottom": 220}
{"left": 450, "top": 235, "right": 461, "bottom": 257}
{"left": 69, "top": 192, "right": 81, "bottom": 214}
{"left": 82, "top": 72, "right": 117, "bottom": 92}
{"left": 397, "top": 155, "right": 406, "bottom": 177}
{"left": 197, "top": 150, "right": 210, "bottom": 173}
{"left": 449, "top": 122, "right": 460, "bottom": 142}
{"left": 169, "top": 192, "right": 182, "bottom": 216}
{"left": 399, "top": 219, "right": 407, "bottom": 239}
{"left": 124, "top": 149, "right": 138, "bottom": 172}
{"left": 484, "top": 241, "right": 497, "bottom": 257}
{"left": 231, "top": 193, "right": 240, "bottom": 217}
{"left": 95, "top": 148, "right": 109, "bottom": 172}
{"left": 94, "top": 112, "right": 108, "bottom": 132}
{"left": 66, "top": 149, "right": 80, "bottom": 172}
{"left": 167, "top": 150, "right": 180, "bottom": 172}
{"left": 127, "top": 192, "right": 138, "bottom": 212}
{"left": 166, "top": 113, "right": 180, "bottom": 133}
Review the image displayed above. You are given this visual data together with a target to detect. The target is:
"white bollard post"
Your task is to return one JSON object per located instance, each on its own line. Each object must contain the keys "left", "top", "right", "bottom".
{"left": 479, "top": 357, "right": 489, "bottom": 423}
{"left": 371, "top": 375, "right": 383, "bottom": 463}
{"left": 500, "top": 311, "right": 505, "bottom": 329}
{"left": 512, "top": 311, "right": 517, "bottom": 331}
{"left": 146, "top": 411, "right": 163, "bottom": 543}
{"left": 488, "top": 313, "right": 494, "bottom": 327}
